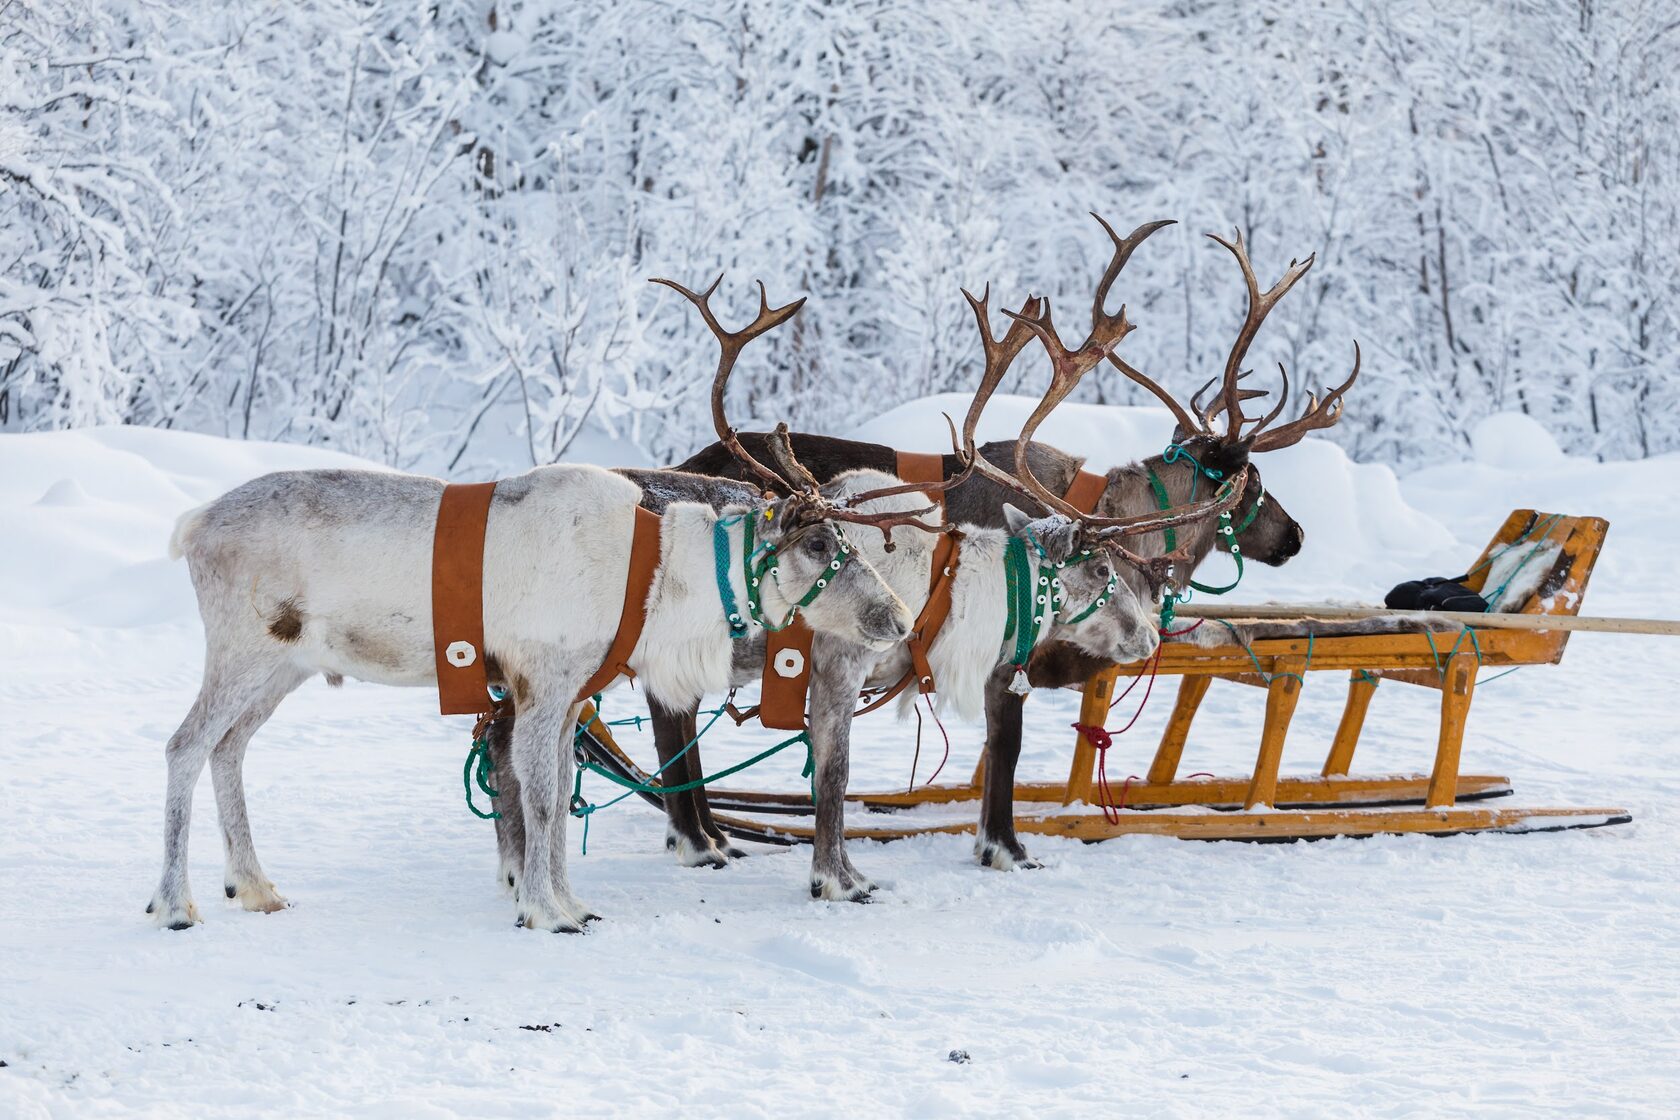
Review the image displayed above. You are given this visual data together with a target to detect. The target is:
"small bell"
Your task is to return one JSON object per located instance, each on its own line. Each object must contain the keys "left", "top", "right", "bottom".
{"left": 1008, "top": 668, "right": 1032, "bottom": 696}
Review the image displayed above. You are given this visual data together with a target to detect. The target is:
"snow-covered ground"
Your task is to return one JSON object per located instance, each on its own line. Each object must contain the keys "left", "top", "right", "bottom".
{"left": 2, "top": 413, "right": 1677, "bottom": 1117}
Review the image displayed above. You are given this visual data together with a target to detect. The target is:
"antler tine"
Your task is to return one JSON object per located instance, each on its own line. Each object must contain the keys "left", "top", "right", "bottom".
{"left": 1248, "top": 341, "right": 1361, "bottom": 452}
{"left": 1106, "top": 351, "right": 1205, "bottom": 436}
{"left": 1001, "top": 297, "right": 1136, "bottom": 520}
{"left": 1206, "top": 230, "right": 1313, "bottom": 443}
{"left": 766, "top": 422, "right": 823, "bottom": 493}
{"left": 1247, "top": 363, "right": 1292, "bottom": 436}
{"left": 842, "top": 288, "right": 1047, "bottom": 511}
{"left": 1090, "top": 214, "right": 1176, "bottom": 327}
{"left": 1090, "top": 215, "right": 1207, "bottom": 437}
{"left": 650, "top": 275, "right": 807, "bottom": 495}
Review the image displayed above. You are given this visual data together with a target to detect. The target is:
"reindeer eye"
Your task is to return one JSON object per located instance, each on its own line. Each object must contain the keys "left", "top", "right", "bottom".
{"left": 805, "top": 534, "right": 831, "bottom": 557}
{"left": 1095, "top": 563, "right": 1111, "bottom": 580}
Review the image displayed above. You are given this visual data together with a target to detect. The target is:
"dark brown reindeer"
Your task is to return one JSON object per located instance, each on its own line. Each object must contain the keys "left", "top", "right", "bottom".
{"left": 655, "top": 217, "right": 1360, "bottom": 869}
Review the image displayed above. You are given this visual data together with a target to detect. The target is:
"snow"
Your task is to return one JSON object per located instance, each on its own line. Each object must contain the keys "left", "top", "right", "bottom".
{"left": 3, "top": 419, "right": 1679, "bottom": 1116}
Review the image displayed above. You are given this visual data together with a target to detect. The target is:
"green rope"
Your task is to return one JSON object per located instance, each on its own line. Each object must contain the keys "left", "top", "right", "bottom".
{"left": 462, "top": 735, "right": 500, "bottom": 820}
{"left": 1213, "top": 620, "right": 1315, "bottom": 687}
{"left": 565, "top": 694, "right": 814, "bottom": 855}
{"left": 570, "top": 730, "right": 814, "bottom": 855}
{"left": 1422, "top": 625, "right": 1484, "bottom": 679}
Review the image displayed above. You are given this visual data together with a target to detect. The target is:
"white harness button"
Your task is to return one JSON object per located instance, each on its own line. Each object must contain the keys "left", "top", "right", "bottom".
{"left": 773, "top": 648, "right": 805, "bottom": 679}
{"left": 445, "top": 640, "right": 477, "bottom": 668}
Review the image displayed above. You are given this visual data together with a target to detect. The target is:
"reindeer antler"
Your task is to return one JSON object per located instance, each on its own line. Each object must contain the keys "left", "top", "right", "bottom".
{"left": 1106, "top": 224, "right": 1359, "bottom": 451}
{"left": 840, "top": 287, "right": 1047, "bottom": 511}
{"left": 650, "top": 275, "right": 805, "bottom": 495}
{"left": 1248, "top": 343, "right": 1360, "bottom": 451}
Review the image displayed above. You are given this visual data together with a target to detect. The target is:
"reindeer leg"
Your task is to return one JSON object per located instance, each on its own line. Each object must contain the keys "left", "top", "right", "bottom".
{"left": 210, "top": 665, "right": 309, "bottom": 913}
{"left": 150, "top": 651, "right": 284, "bottom": 929}
{"left": 487, "top": 710, "right": 524, "bottom": 894}
{"left": 685, "top": 708, "right": 749, "bottom": 861}
{"left": 509, "top": 692, "right": 594, "bottom": 932}
{"left": 807, "top": 646, "right": 875, "bottom": 902}
{"left": 651, "top": 702, "right": 727, "bottom": 868}
{"left": 976, "top": 665, "right": 1040, "bottom": 870}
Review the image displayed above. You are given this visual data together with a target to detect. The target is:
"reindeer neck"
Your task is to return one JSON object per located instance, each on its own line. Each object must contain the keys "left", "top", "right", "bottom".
{"left": 1102, "top": 455, "right": 1224, "bottom": 568}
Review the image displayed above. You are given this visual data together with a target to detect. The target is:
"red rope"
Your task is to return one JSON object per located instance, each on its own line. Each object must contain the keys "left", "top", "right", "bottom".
{"left": 1074, "top": 644, "right": 1166, "bottom": 823}
{"left": 906, "top": 702, "right": 923, "bottom": 794}
{"left": 920, "top": 694, "right": 953, "bottom": 788}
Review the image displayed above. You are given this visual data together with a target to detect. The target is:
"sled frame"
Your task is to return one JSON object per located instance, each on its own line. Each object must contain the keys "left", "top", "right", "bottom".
{"left": 583, "top": 510, "right": 1629, "bottom": 842}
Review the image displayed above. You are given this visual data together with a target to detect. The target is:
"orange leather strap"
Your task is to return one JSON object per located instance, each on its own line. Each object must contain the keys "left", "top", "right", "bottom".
{"left": 758, "top": 620, "right": 815, "bottom": 731}
{"left": 906, "top": 529, "right": 962, "bottom": 694}
{"left": 1063, "top": 468, "right": 1107, "bottom": 514}
{"left": 895, "top": 449, "right": 947, "bottom": 511}
{"left": 432, "top": 482, "right": 499, "bottom": 715}
{"left": 574, "top": 506, "right": 663, "bottom": 703}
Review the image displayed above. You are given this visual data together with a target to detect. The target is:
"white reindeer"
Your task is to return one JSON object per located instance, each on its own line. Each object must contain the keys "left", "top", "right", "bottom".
{"left": 149, "top": 281, "right": 920, "bottom": 934}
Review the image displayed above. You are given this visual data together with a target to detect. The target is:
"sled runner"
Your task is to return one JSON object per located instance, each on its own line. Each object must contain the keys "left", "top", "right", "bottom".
{"left": 575, "top": 508, "right": 1631, "bottom": 843}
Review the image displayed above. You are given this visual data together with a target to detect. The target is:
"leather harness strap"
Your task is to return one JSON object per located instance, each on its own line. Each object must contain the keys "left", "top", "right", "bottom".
{"left": 894, "top": 449, "right": 947, "bottom": 510}
{"left": 758, "top": 621, "right": 815, "bottom": 731}
{"left": 759, "top": 450, "right": 953, "bottom": 728}
{"left": 905, "top": 529, "right": 962, "bottom": 694}
{"left": 431, "top": 488, "right": 662, "bottom": 716}
{"left": 1063, "top": 468, "right": 1108, "bottom": 515}
{"left": 432, "top": 482, "right": 499, "bottom": 715}
{"left": 573, "top": 506, "right": 663, "bottom": 704}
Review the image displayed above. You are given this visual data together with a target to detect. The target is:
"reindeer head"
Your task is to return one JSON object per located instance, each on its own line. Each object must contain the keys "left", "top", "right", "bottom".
{"left": 651, "top": 274, "right": 925, "bottom": 651}
{"left": 1107, "top": 220, "right": 1359, "bottom": 568}
{"left": 1000, "top": 506, "right": 1160, "bottom": 666}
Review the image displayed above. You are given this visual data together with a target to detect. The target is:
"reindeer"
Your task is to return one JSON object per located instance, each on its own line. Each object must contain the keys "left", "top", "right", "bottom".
{"left": 484, "top": 284, "right": 1239, "bottom": 897}
{"left": 643, "top": 216, "right": 1360, "bottom": 870}
{"left": 148, "top": 280, "right": 922, "bottom": 934}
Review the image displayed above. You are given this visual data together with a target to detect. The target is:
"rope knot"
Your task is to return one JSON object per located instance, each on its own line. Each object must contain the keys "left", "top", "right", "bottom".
{"left": 1071, "top": 722, "right": 1113, "bottom": 752}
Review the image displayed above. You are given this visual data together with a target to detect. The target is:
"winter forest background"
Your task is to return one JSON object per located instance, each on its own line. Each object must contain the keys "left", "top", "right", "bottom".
{"left": 3, "top": 1, "right": 1676, "bottom": 475}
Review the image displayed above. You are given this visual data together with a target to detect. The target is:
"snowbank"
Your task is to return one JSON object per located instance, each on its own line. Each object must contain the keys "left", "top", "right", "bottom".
{"left": 0, "top": 427, "right": 383, "bottom": 627}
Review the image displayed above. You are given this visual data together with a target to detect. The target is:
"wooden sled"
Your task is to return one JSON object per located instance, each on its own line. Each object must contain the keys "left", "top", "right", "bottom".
{"left": 578, "top": 510, "right": 1631, "bottom": 843}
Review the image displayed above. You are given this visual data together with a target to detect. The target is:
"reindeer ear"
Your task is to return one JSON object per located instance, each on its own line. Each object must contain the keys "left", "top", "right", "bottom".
{"left": 1002, "top": 503, "right": 1034, "bottom": 538}
{"left": 1027, "top": 514, "right": 1080, "bottom": 562}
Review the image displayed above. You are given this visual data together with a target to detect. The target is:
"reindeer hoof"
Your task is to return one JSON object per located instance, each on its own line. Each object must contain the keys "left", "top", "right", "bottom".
{"left": 977, "top": 839, "right": 1041, "bottom": 871}
{"left": 810, "top": 872, "right": 877, "bottom": 903}
{"left": 672, "top": 834, "right": 734, "bottom": 869}
{"left": 517, "top": 913, "right": 585, "bottom": 934}
{"left": 152, "top": 898, "right": 202, "bottom": 930}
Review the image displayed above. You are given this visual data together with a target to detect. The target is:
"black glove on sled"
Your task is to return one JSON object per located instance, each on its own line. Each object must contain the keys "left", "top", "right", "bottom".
{"left": 1383, "top": 575, "right": 1489, "bottom": 613}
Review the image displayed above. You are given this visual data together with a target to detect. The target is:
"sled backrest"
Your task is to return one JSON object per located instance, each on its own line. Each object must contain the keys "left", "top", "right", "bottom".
{"left": 1462, "top": 510, "right": 1608, "bottom": 662}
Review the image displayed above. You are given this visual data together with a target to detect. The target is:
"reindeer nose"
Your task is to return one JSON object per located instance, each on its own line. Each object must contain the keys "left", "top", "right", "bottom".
{"left": 861, "top": 602, "right": 912, "bottom": 645}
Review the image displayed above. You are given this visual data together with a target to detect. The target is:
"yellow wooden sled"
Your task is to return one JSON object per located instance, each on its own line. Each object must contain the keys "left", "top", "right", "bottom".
{"left": 580, "top": 510, "right": 1630, "bottom": 843}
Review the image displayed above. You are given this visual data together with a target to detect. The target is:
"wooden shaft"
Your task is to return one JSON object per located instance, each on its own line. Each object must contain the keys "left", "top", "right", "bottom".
{"left": 1148, "top": 676, "right": 1212, "bottom": 784}
{"left": 1067, "top": 667, "right": 1117, "bottom": 805}
{"left": 1245, "top": 656, "right": 1306, "bottom": 810}
{"left": 1173, "top": 603, "right": 1680, "bottom": 637}
{"left": 1323, "top": 671, "right": 1378, "bottom": 777}
{"left": 1427, "top": 656, "right": 1478, "bottom": 808}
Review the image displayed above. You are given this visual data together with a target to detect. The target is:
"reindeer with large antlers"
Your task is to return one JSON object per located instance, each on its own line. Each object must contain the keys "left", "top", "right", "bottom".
{"left": 485, "top": 279, "right": 1205, "bottom": 897}
{"left": 665, "top": 216, "right": 1358, "bottom": 870}
{"left": 148, "top": 279, "right": 917, "bottom": 934}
